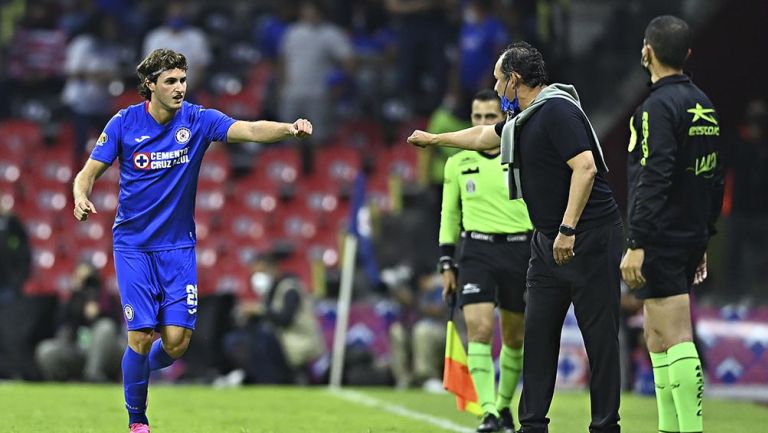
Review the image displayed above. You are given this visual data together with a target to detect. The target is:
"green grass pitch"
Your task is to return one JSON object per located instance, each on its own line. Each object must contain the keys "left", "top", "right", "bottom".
{"left": 1, "top": 383, "right": 766, "bottom": 433}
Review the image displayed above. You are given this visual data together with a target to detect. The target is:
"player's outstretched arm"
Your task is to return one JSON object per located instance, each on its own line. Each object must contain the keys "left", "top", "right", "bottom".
{"left": 226, "top": 119, "right": 313, "bottom": 144}
{"left": 73, "top": 159, "right": 110, "bottom": 221}
{"left": 407, "top": 124, "right": 500, "bottom": 151}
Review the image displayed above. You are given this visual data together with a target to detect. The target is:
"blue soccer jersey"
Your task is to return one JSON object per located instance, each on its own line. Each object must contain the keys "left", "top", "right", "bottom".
{"left": 91, "top": 101, "right": 235, "bottom": 251}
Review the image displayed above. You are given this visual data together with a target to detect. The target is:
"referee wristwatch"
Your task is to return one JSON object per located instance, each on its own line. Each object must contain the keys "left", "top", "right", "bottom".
{"left": 437, "top": 256, "right": 455, "bottom": 273}
{"left": 626, "top": 238, "right": 643, "bottom": 250}
{"left": 558, "top": 224, "right": 576, "bottom": 236}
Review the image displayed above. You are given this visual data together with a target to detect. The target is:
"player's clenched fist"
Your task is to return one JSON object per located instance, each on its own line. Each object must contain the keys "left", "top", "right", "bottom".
{"left": 290, "top": 118, "right": 313, "bottom": 138}
{"left": 74, "top": 198, "right": 97, "bottom": 221}
{"left": 407, "top": 130, "right": 435, "bottom": 148}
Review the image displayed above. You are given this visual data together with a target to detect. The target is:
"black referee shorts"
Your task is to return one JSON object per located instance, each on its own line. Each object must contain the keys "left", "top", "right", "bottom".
{"left": 633, "top": 244, "right": 706, "bottom": 300}
{"left": 457, "top": 235, "right": 530, "bottom": 313}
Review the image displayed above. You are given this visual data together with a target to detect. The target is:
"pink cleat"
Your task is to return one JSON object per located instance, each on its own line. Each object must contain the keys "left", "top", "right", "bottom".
{"left": 129, "top": 423, "right": 150, "bottom": 433}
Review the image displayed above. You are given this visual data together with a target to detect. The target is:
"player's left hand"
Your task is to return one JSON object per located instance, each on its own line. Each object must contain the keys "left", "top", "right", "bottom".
{"left": 693, "top": 252, "right": 708, "bottom": 285}
{"left": 553, "top": 233, "right": 575, "bottom": 266}
{"left": 620, "top": 248, "right": 646, "bottom": 290}
{"left": 290, "top": 118, "right": 313, "bottom": 138}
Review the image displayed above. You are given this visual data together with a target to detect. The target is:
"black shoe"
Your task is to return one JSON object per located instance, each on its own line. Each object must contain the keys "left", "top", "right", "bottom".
{"left": 476, "top": 413, "right": 501, "bottom": 433}
{"left": 498, "top": 408, "right": 516, "bottom": 432}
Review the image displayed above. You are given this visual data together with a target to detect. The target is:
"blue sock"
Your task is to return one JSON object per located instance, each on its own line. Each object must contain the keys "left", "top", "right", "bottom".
{"left": 122, "top": 347, "right": 150, "bottom": 426}
{"left": 148, "top": 339, "right": 176, "bottom": 371}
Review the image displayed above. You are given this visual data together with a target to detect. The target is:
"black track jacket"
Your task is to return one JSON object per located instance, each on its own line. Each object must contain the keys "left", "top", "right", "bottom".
{"left": 627, "top": 74, "right": 724, "bottom": 247}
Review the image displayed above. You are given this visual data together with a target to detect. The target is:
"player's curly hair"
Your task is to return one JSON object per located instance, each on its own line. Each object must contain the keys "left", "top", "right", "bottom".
{"left": 500, "top": 41, "right": 548, "bottom": 88}
{"left": 136, "top": 49, "right": 188, "bottom": 100}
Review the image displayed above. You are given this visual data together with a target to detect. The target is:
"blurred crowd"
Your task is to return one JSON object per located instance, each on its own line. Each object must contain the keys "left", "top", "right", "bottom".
{"left": 0, "top": 0, "right": 569, "bottom": 168}
{"left": 0, "top": 0, "right": 766, "bottom": 391}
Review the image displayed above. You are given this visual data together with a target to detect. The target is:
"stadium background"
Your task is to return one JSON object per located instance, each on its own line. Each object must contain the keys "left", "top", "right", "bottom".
{"left": 0, "top": 0, "right": 767, "bottom": 431}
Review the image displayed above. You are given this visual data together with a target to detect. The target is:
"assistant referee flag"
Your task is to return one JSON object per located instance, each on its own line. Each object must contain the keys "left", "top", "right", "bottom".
{"left": 443, "top": 319, "right": 482, "bottom": 415}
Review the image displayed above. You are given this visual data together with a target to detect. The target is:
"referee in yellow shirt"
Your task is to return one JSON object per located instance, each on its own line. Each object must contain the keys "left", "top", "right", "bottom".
{"left": 439, "top": 89, "right": 533, "bottom": 433}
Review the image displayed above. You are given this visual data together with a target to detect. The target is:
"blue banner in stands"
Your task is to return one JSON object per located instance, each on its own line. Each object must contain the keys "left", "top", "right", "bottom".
{"left": 348, "top": 172, "right": 381, "bottom": 287}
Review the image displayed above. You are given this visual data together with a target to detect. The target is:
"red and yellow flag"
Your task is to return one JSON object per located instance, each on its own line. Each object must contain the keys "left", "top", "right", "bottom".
{"left": 443, "top": 320, "right": 482, "bottom": 415}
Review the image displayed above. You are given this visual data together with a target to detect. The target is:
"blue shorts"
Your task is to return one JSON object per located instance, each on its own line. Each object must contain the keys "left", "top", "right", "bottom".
{"left": 114, "top": 247, "right": 198, "bottom": 331}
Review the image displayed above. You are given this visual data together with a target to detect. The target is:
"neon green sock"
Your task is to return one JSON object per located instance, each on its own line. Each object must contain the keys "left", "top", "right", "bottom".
{"left": 668, "top": 342, "right": 704, "bottom": 433}
{"left": 467, "top": 342, "right": 498, "bottom": 416}
{"left": 496, "top": 345, "right": 523, "bottom": 411}
{"left": 650, "top": 351, "right": 679, "bottom": 433}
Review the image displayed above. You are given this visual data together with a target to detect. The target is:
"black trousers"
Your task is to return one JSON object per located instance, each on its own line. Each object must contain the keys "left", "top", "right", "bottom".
{"left": 519, "top": 220, "right": 623, "bottom": 433}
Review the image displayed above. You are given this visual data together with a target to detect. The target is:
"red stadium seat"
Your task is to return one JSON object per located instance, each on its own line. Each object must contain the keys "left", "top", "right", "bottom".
{"left": 230, "top": 179, "right": 280, "bottom": 228}
{"left": 245, "top": 63, "right": 272, "bottom": 91}
{"left": 279, "top": 250, "right": 313, "bottom": 289}
{"left": 214, "top": 92, "right": 262, "bottom": 120}
{"left": 0, "top": 185, "right": 18, "bottom": 212}
{"left": 23, "top": 215, "right": 57, "bottom": 246}
{"left": 199, "top": 147, "right": 230, "bottom": 187}
{"left": 375, "top": 144, "right": 420, "bottom": 182}
{"left": 29, "top": 145, "right": 74, "bottom": 186}
{"left": 395, "top": 117, "right": 428, "bottom": 143}
{"left": 26, "top": 245, "right": 75, "bottom": 296}
{"left": 89, "top": 188, "right": 119, "bottom": 214}
{"left": 272, "top": 200, "right": 318, "bottom": 241}
{"left": 54, "top": 122, "right": 76, "bottom": 150}
{"left": 196, "top": 235, "right": 222, "bottom": 271}
{"left": 210, "top": 261, "right": 252, "bottom": 297}
{"left": 0, "top": 120, "right": 43, "bottom": 160}
{"left": 222, "top": 212, "right": 270, "bottom": 244}
{"left": 75, "top": 245, "right": 111, "bottom": 271}
{"left": 31, "top": 186, "right": 70, "bottom": 213}
{"left": 94, "top": 160, "right": 121, "bottom": 186}
{"left": 112, "top": 92, "right": 142, "bottom": 113}
{"left": 315, "top": 145, "right": 362, "bottom": 185}
{"left": 367, "top": 172, "right": 394, "bottom": 212}
{"left": 294, "top": 177, "right": 351, "bottom": 230}
{"left": 331, "top": 119, "right": 385, "bottom": 148}
{"left": 195, "top": 188, "right": 226, "bottom": 212}
{"left": 0, "top": 158, "right": 22, "bottom": 184}
{"left": 194, "top": 209, "right": 221, "bottom": 243}
{"left": 307, "top": 230, "right": 342, "bottom": 268}
{"left": 254, "top": 146, "right": 301, "bottom": 186}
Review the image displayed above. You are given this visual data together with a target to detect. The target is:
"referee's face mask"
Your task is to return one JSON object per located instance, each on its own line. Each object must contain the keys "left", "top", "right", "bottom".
{"left": 640, "top": 40, "right": 653, "bottom": 76}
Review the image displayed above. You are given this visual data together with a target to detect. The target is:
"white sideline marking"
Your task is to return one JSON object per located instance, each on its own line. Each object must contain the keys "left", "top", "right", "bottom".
{"left": 328, "top": 388, "right": 475, "bottom": 433}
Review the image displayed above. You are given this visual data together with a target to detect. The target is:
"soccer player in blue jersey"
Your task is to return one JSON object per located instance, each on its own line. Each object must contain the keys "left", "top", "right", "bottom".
{"left": 72, "top": 49, "right": 312, "bottom": 433}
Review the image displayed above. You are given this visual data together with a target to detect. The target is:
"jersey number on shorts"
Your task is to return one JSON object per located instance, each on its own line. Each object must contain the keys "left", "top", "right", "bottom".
{"left": 186, "top": 284, "right": 198, "bottom": 315}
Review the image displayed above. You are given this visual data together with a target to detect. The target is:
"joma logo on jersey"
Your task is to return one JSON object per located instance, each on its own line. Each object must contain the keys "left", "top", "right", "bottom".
{"left": 132, "top": 147, "right": 191, "bottom": 170}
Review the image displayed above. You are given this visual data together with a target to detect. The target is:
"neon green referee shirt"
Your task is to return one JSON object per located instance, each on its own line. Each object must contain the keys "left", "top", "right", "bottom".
{"left": 439, "top": 150, "right": 533, "bottom": 246}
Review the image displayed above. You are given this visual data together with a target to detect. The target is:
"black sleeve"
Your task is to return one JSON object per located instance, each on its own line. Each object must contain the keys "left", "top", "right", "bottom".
{"left": 494, "top": 120, "right": 505, "bottom": 137}
{"left": 708, "top": 150, "right": 725, "bottom": 236}
{"left": 266, "top": 288, "right": 300, "bottom": 328}
{"left": 543, "top": 100, "right": 592, "bottom": 162}
{"left": 439, "top": 244, "right": 456, "bottom": 259}
{"left": 628, "top": 99, "right": 678, "bottom": 243}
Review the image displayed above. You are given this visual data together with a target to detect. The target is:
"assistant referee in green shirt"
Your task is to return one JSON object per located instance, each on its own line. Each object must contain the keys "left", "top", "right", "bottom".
{"left": 439, "top": 89, "right": 533, "bottom": 433}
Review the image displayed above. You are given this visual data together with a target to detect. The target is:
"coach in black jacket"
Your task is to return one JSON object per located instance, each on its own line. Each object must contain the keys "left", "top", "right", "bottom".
{"left": 621, "top": 15, "right": 724, "bottom": 433}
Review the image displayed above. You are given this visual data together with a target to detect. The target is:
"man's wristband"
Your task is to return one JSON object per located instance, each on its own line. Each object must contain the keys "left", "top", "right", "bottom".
{"left": 626, "top": 238, "right": 644, "bottom": 250}
{"left": 558, "top": 224, "right": 576, "bottom": 236}
{"left": 439, "top": 244, "right": 456, "bottom": 258}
